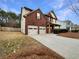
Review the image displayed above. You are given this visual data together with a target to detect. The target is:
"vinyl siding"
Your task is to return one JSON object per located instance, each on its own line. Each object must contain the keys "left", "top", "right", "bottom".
{"left": 21, "top": 8, "right": 31, "bottom": 34}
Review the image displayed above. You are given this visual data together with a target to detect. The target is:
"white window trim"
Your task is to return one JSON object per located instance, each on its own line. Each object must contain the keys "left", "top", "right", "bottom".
{"left": 48, "top": 17, "right": 51, "bottom": 21}
{"left": 37, "top": 12, "right": 40, "bottom": 20}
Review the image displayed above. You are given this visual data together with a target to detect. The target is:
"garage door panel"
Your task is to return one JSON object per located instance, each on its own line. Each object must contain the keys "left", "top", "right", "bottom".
{"left": 39, "top": 26, "right": 46, "bottom": 34}
{"left": 28, "top": 25, "right": 46, "bottom": 35}
{"left": 28, "top": 25, "right": 38, "bottom": 35}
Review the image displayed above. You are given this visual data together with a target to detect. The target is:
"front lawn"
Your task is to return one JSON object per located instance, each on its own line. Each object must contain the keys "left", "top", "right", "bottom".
{"left": 0, "top": 31, "right": 64, "bottom": 59}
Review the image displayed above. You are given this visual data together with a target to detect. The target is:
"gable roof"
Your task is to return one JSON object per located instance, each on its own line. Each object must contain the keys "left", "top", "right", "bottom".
{"left": 51, "top": 10, "right": 57, "bottom": 18}
{"left": 23, "top": 7, "right": 58, "bottom": 21}
{"left": 23, "top": 8, "right": 48, "bottom": 21}
{"left": 47, "top": 11, "right": 57, "bottom": 20}
{"left": 24, "top": 9, "right": 43, "bottom": 17}
{"left": 22, "top": 7, "right": 57, "bottom": 19}
{"left": 24, "top": 7, "right": 33, "bottom": 11}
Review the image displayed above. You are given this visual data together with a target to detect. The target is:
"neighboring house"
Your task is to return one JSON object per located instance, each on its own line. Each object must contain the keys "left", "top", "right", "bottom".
{"left": 55, "top": 20, "right": 67, "bottom": 30}
{"left": 56, "top": 20, "right": 73, "bottom": 30}
{"left": 70, "top": 24, "right": 79, "bottom": 32}
{"left": 64, "top": 20, "right": 73, "bottom": 31}
{"left": 21, "top": 7, "right": 60, "bottom": 35}
{"left": 56, "top": 20, "right": 79, "bottom": 32}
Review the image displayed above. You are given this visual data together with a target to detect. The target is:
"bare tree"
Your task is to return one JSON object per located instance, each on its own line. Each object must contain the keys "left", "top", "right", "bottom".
{"left": 69, "top": 0, "right": 79, "bottom": 16}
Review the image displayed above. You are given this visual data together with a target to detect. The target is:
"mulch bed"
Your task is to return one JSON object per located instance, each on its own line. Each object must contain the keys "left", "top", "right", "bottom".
{"left": 59, "top": 32, "right": 79, "bottom": 39}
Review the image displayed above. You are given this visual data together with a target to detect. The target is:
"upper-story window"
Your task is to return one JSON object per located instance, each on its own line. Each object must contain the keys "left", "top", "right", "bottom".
{"left": 37, "top": 12, "right": 40, "bottom": 20}
{"left": 53, "top": 19, "right": 56, "bottom": 23}
{"left": 48, "top": 17, "right": 51, "bottom": 21}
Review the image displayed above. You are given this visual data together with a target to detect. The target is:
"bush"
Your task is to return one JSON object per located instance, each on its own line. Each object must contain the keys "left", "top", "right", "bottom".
{"left": 54, "top": 29, "right": 68, "bottom": 34}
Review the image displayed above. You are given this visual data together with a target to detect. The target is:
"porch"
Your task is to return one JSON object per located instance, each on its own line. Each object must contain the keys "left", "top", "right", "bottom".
{"left": 46, "top": 23, "right": 60, "bottom": 33}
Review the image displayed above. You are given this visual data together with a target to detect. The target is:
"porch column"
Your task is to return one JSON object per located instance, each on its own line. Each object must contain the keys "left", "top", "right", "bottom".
{"left": 48, "top": 24, "right": 51, "bottom": 33}
{"left": 59, "top": 26, "right": 60, "bottom": 29}
{"left": 38, "top": 26, "right": 39, "bottom": 34}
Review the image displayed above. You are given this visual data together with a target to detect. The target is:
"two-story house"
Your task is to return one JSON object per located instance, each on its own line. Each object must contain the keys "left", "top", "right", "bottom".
{"left": 21, "top": 7, "right": 60, "bottom": 35}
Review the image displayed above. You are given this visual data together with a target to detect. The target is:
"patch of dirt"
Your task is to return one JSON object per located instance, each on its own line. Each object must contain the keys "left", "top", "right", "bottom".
{"left": 59, "top": 32, "right": 79, "bottom": 39}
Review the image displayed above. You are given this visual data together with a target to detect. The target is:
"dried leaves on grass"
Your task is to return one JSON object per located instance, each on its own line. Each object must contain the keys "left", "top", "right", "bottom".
{"left": 4, "top": 45, "right": 64, "bottom": 59}
{"left": 0, "top": 31, "right": 64, "bottom": 59}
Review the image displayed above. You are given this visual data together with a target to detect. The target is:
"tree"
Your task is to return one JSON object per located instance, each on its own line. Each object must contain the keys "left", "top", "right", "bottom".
{"left": 6, "top": 12, "right": 21, "bottom": 27}
{"left": 0, "top": 8, "right": 8, "bottom": 26}
{"left": 15, "top": 14, "right": 21, "bottom": 28}
{"left": 0, "top": 8, "right": 21, "bottom": 27}
{"left": 7, "top": 12, "right": 18, "bottom": 20}
{"left": 69, "top": 0, "right": 79, "bottom": 16}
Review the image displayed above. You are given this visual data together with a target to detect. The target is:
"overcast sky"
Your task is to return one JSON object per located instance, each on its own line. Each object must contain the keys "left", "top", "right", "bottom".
{"left": 0, "top": 0, "right": 79, "bottom": 24}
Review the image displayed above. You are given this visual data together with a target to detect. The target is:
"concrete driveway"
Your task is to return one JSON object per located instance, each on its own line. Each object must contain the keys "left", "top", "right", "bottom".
{"left": 29, "top": 34, "right": 79, "bottom": 59}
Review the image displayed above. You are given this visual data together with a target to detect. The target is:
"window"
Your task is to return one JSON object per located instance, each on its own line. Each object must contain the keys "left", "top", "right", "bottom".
{"left": 53, "top": 19, "right": 56, "bottom": 23}
{"left": 48, "top": 17, "right": 51, "bottom": 21}
{"left": 37, "top": 12, "right": 40, "bottom": 20}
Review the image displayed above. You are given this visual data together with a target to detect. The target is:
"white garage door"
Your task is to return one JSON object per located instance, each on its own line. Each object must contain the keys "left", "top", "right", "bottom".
{"left": 39, "top": 26, "right": 46, "bottom": 34}
{"left": 28, "top": 25, "right": 38, "bottom": 35}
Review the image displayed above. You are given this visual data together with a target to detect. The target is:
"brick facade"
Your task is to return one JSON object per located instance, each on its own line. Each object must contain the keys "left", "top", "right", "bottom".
{"left": 25, "top": 9, "right": 47, "bottom": 26}
{"left": 24, "top": 9, "right": 47, "bottom": 34}
{"left": 21, "top": 7, "right": 60, "bottom": 35}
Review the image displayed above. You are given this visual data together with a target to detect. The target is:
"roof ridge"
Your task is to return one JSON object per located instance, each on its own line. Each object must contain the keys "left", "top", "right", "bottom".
{"left": 24, "top": 9, "right": 40, "bottom": 17}
{"left": 24, "top": 7, "right": 33, "bottom": 11}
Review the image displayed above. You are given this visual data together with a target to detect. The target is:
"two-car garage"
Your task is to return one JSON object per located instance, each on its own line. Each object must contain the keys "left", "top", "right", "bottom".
{"left": 21, "top": 7, "right": 47, "bottom": 35}
{"left": 28, "top": 25, "right": 46, "bottom": 35}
